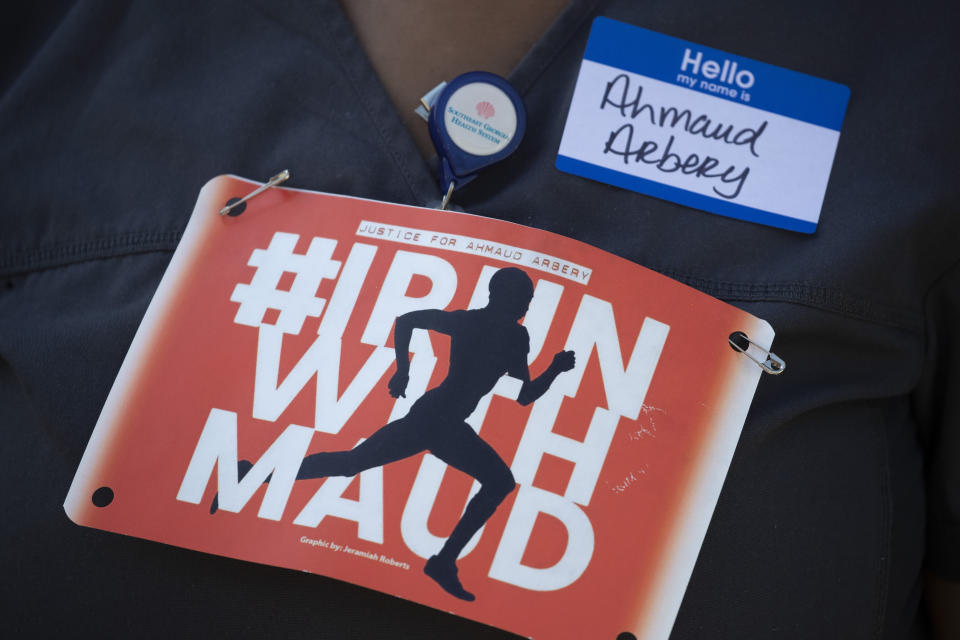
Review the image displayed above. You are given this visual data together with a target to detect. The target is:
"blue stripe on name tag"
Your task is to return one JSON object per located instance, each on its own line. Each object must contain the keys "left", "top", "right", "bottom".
{"left": 555, "top": 155, "right": 818, "bottom": 233}
{"left": 584, "top": 17, "right": 849, "bottom": 131}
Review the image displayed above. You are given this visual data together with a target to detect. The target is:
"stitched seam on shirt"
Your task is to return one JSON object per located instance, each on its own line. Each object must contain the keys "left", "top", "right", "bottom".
{"left": 0, "top": 232, "right": 926, "bottom": 333}
{"left": 662, "top": 269, "right": 922, "bottom": 331}
{"left": 510, "top": 0, "right": 602, "bottom": 96}
{"left": 0, "top": 231, "right": 181, "bottom": 276}
{"left": 873, "top": 407, "right": 892, "bottom": 640}
{"left": 315, "top": 8, "right": 424, "bottom": 205}
{"left": 240, "top": 0, "right": 429, "bottom": 204}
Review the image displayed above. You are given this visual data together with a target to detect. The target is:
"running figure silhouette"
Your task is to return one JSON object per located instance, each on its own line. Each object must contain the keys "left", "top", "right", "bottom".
{"left": 309, "top": 267, "right": 575, "bottom": 600}
{"left": 216, "top": 267, "right": 575, "bottom": 601}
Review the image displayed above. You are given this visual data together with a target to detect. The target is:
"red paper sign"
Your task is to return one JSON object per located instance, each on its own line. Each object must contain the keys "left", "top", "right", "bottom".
{"left": 66, "top": 176, "right": 774, "bottom": 639}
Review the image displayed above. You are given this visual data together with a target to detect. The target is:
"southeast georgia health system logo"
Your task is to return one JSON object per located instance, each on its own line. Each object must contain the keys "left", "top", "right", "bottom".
{"left": 444, "top": 82, "right": 517, "bottom": 156}
{"left": 476, "top": 101, "right": 495, "bottom": 119}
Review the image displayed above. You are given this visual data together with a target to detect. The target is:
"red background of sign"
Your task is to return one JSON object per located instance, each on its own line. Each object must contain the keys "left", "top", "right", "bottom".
{"left": 67, "top": 177, "right": 764, "bottom": 639}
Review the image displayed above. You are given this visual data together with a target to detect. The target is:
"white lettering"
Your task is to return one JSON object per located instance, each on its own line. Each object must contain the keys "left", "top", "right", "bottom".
{"left": 680, "top": 48, "right": 702, "bottom": 74}
{"left": 401, "top": 454, "right": 483, "bottom": 559}
{"left": 316, "top": 243, "right": 377, "bottom": 337}
{"left": 735, "top": 69, "right": 755, "bottom": 89}
{"left": 489, "top": 485, "right": 594, "bottom": 591}
{"left": 702, "top": 60, "right": 720, "bottom": 79}
{"left": 293, "top": 440, "right": 384, "bottom": 543}
{"left": 176, "top": 408, "right": 313, "bottom": 520}
{"left": 361, "top": 250, "right": 458, "bottom": 355}
{"left": 512, "top": 396, "right": 619, "bottom": 506}
{"left": 558, "top": 296, "right": 670, "bottom": 421}
{"left": 253, "top": 327, "right": 394, "bottom": 433}
{"left": 681, "top": 48, "right": 755, "bottom": 90}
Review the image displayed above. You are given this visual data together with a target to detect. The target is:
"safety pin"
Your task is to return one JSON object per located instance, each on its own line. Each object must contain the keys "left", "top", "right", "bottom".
{"left": 219, "top": 170, "right": 290, "bottom": 216}
{"left": 439, "top": 181, "right": 455, "bottom": 210}
{"left": 728, "top": 331, "right": 786, "bottom": 375}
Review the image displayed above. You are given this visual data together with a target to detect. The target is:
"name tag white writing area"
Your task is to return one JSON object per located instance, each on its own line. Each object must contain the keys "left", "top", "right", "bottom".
{"left": 557, "top": 18, "right": 850, "bottom": 233}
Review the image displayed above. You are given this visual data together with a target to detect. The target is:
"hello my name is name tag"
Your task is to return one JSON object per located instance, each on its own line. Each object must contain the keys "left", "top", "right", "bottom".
{"left": 557, "top": 18, "right": 850, "bottom": 233}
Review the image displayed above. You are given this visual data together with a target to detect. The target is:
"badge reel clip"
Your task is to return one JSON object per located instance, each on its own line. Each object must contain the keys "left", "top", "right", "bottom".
{"left": 419, "top": 72, "right": 526, "bottom": 210}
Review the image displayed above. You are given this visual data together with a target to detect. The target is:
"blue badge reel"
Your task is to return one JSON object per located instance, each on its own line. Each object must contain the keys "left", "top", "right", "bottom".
{"left": 427, "top": 72, "right": 526, "bottom": 195}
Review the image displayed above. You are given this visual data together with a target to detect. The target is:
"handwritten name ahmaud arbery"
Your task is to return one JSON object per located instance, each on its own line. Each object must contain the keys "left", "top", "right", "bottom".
{"left": 599, "top": 73, "right": 768, "bottom": 200}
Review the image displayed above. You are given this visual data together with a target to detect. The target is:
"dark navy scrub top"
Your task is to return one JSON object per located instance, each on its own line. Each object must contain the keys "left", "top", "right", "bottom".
{"left": 1, "top": 1, "right": 957, "bottom": 637}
